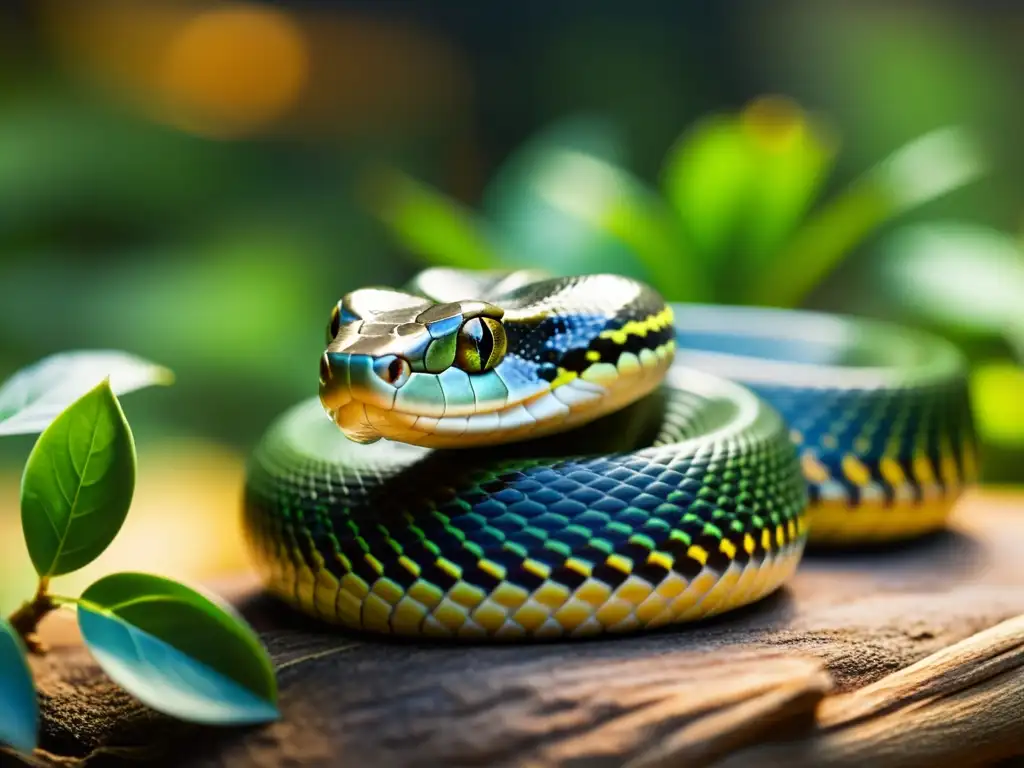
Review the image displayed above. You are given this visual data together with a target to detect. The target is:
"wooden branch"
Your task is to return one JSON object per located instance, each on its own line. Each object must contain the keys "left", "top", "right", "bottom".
{"left": 724, "top": 613, "right": 1024, "bottom": 767}
{"left": 624, "top": 659, "right": 828, "bottom": 768}
{"left": 819, "top": 613, "right": 1024, "bottom": 727}
{"left": 10, "top": 491, "right": 1024, "bottom": 767}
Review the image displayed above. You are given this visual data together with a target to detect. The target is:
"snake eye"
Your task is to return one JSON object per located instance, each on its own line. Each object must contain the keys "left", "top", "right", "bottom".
{"left": 373, "top": 355, "right": 411, "bottom": 388}
{"left": 327, "top": 304, "right": 342, "bottom": 343}
{"left": 455, "top": 317, "right": 507, "bottom": 373}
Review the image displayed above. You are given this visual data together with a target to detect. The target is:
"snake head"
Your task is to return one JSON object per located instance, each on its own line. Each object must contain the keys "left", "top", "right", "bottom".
{"left": 319, "top": 274, "right": 675, "bottom": 449}
{"left": 319, "top": 288, "right": 513, "bottom": 445}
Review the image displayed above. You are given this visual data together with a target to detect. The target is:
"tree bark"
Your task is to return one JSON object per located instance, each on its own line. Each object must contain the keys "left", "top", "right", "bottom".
{"left": 4, "top": 490, "right": 1024, "bottom": 768}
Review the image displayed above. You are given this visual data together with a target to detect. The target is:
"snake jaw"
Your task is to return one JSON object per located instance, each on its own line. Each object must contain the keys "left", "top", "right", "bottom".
{"left": 323, "top": 351, "right": 674, "bottom": 449}
{"left": 323, "top": 398, "right": 388, "bottom": 445}
{"left": 323, "top": 371, "right": 550, "bottom": 447}
{"left": 320, "top": 337, "right": 676, "bottom": 448}
{"left": 323, "top": 402, "right": 381, "bottom": 445}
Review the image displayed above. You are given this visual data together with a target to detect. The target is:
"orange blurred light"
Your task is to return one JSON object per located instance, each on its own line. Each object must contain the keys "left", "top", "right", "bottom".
{"left": 157, "top": 5, "right": 308, "bottom": 138}
{"left": 39, "top": 0, "right": 471, "bottom": 141}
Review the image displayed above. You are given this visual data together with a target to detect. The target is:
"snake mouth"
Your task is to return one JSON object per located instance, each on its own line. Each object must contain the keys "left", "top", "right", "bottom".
{"left": 320, "top": 350, "right": 561, "bottom": 444}
{"left": 324, "top": 355, "right": 673, "bottom": 449}
{"left": 331, "top": 384, "right": 613, "bottom": 448}
{"left": 320, "top": 338, "right": 675, "bottom": 448}
{"left": 322, "top": 378, "right": 567, "bottom": 446}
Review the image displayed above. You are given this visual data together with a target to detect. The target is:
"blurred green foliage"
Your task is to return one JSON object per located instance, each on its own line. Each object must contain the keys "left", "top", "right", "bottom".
{"left": 370, "top": 96, "right": 986, "bottom": 306}
{"left": 879, "top": 223, "right": 1024, "bottom": 454}
{"left": 368, "top": 98, "right": 1024, "bottom": 479}
{"left": 0, "top": 96, "right": 417, "bottom": 456}
{"left": 0, "top": 2, "right": 1021, "bottom": 486}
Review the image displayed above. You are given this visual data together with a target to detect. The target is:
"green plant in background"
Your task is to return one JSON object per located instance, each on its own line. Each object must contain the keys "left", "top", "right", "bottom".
{"left": 878, "top": 222, "right": 1024, "bottom": 455}
{"left": 369, "top": 96, "right": 1024, "bottom": 477}
{"left": 0, "top": 96, "right": 402, "bottom": 451}
{"left": 369, "top": 95, "right": 986, "bottom": 305}
{"left": 0, "top": 353, "right": 279, "bottom": 757}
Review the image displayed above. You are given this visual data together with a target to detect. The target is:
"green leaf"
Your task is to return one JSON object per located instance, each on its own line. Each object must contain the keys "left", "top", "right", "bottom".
{"left": 543, "top": 151, "right": 709, "bottom": 300}
{"left": 734, "top": 99, "right": 837, "bottom": 276}
{"left": 879, "top": 223, "right": 1024, "bottom": 335}
{"left": 20, "top": 379, "right": 136, "bottom": 578}
{"left": 486, "top": 145, "right": 710, "bottom": 300}
{"left": 481, "top": 116, "right": 657, "bottom": 284}
{"left": 0, "top": 351, "right": 173, "bottom": 436}
{"left": 662, "top": 98, "right": 837, "bottom": 299}
{"left": 0, "top": 618, "right": 38, "bottom": 754}
{"left": 751, "top": 127, "right": 986, "bottom": 307}
{"left": 970, "top": 361, "right": 1024, "bottom": 448}
{"left": 662, "top": 113, "right": 758, "bottom": 267}
{"left": 365, "top": 169, "right": 501, "bottom": 269}
{"left": 77, "top": 573, "right": 278, "bottom": 725}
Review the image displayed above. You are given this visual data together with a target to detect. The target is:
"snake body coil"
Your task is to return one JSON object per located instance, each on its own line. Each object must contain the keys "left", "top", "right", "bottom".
{"left": 243, "top": 270, "right": 975, "bottom": 639}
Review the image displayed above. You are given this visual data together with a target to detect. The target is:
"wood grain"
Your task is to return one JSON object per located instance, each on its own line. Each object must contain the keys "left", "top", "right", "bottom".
{"left": 724, "top": 613, "right": 1024, "bottom": 767}
{"left": 4, "top": 490, "right": 1024, "bottom": 768}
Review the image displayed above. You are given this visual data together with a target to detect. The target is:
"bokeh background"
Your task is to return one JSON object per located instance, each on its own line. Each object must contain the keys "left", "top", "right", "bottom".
{"left": 2, "top": 1, "right": 1022, "bottom": 609}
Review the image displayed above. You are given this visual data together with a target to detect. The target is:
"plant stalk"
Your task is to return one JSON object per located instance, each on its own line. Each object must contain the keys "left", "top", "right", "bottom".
{"left": 7, "top": 578, "right": 55, "bottom": 654}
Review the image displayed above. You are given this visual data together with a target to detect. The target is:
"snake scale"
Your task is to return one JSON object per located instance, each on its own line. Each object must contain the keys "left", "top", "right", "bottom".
{"left": 243, "top": 269, "right": 976, "bottom": 640}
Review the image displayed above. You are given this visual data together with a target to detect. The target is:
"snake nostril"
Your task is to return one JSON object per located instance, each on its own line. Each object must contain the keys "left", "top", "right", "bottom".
{"left": 319, "top": 353, "right": 332, "bottom": 385}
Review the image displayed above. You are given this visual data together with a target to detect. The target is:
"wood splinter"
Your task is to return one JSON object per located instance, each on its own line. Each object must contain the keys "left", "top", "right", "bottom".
{"left": 725, "top": 613, "right": 1024, "bottom": 767}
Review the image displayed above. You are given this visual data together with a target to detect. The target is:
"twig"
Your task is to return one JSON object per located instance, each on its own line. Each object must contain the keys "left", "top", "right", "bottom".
{"left": 7, "top": 578, "right": 55, "bottom": 654}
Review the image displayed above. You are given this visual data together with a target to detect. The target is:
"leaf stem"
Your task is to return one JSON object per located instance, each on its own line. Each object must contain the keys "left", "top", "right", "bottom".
{"left": 6, "top": 578, "right": 55, "bottom": 654}
{"left": 49, "top": 594, "right": 83, "bottom": 607}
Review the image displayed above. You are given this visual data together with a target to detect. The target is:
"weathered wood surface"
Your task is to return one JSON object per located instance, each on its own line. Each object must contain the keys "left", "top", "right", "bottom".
{"left": 5, "top": 490, "right": 1024, "bottom": 768}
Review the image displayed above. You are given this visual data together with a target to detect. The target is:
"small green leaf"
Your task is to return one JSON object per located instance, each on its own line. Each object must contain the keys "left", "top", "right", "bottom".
{"left": 734, "top": 98, "right": 837, "bottom": 277}
{"left": 579, "top": 156, "right": 710, "bottom": 300}
{"left": 879, "top": 223, "right": 1024, "bottom": 335}
{"left": 751, "top": 127, "right": 986, "bottom": 307}
{"left": 662, "top": 113, "right": 758, "bottom": 267}
{"left": 489, "top": 114, "right": 626, "bottom": 170}
{"left": 662, "top": 97, "right": 837, "bottom": 300}
{"left": 365, "top": 169, "right": 501, "bottom": 269}
{"left": 77, "top": 573, "right": 278, "bottom": 725}
{"left": 0, "top": 618, "right": 38, "bottom": 754}
{"left": 0, "top": 350, "right": 173, "bottom": 436}
{"left": 20, "top": 379, "right": 136, "bottom": 578}
{"left": 482, "top": 116, "right": 660, "bottom": 283}
{"left": 486, "top": 145, "right": 710, "bottom": 300}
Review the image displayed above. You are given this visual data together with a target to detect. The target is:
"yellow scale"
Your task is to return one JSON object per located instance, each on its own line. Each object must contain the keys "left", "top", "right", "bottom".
{"left": 548, "top": 307, "right": 676, "bottom": 390}
{"left": 256, "top": 299, "right": 823, "bottom": 637}
{"left": 803, "top": 436, "right": 971, "bottom": 543}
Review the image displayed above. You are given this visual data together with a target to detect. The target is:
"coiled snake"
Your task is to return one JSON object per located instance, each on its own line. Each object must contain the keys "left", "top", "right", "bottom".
{"left": 243, "top": 269, "right": 975, "bottom": 639}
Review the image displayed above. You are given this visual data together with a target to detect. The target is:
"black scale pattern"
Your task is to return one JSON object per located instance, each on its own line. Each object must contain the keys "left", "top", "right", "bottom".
{"left": 244, "top": 385, "right": 807, "bottom": 638}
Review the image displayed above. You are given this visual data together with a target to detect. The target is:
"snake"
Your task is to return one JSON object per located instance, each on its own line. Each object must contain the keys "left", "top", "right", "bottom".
{"left": 242, "top": 269, "right": 976, "bottom": 640}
